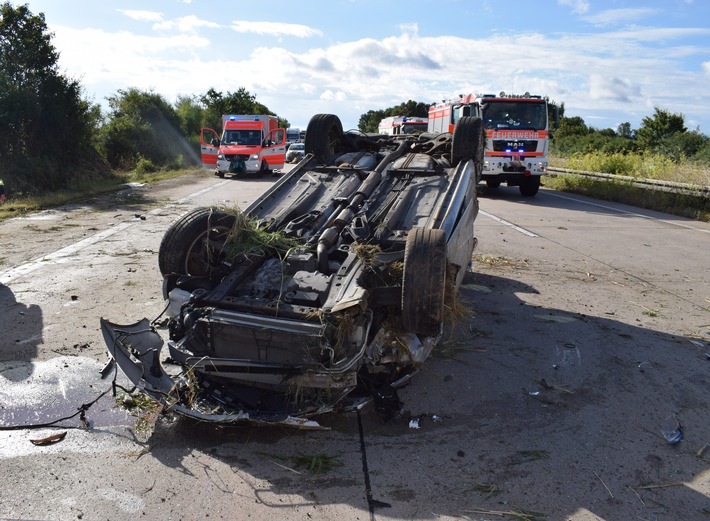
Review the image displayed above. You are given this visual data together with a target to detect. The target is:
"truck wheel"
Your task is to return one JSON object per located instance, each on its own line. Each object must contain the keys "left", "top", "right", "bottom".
{"left": 258, "top": 160, "right": 270, "bottom": 177}
{"left": 305, "top": 114, "right": 343, "bottom": 162}
{"left": 158, "top": 207, "right": 236, "bottom": 277}
{"left": 486, "top": 179, "right": 501, "bottom": 188}
{"left": 519, "top": 176, "right": 540, "bottom": 197}
{"left": 401, "top": 228, "right": 447, "bottom": 337}
{"left": 451, "top": 116, "right": 484, "bottom": 172}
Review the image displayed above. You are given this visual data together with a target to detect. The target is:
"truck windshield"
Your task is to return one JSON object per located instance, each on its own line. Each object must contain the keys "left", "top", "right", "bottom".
{"left": 222, "top": 130, "right": 262, "bottom": 145}
{"left": 483, "top": 101, "right": 547, "bottom": 131}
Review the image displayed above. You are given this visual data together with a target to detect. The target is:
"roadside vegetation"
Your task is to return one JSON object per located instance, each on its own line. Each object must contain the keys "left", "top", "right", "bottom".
{"left": 545, "top": 104, "right": 710, "bottom": 221}
{"left": 1, "top": 3, "right": 708, "bottom": 223}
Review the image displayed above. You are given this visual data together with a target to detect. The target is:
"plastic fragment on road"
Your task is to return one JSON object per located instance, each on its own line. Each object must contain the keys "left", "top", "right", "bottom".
{"left": 660, "top": 415, "right": 683, "bottom": 445}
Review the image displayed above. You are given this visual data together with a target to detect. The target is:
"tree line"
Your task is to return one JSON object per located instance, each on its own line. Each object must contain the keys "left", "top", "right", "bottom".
{"left": 2, "top": 3, "right": 708, "bottom": 199}
{"left": 0, "top": 3, "right": 289, "bottom": 197}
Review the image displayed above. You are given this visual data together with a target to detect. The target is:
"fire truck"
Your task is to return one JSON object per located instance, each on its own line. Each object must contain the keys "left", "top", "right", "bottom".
{"left": 200, "top": 115, "right": 287, "bottom": 177}
{"left": 378, "top": 116, "right": 428, "bottom": 135}
{"left": 429, "top": 92, "right": 555, "bottom": 196}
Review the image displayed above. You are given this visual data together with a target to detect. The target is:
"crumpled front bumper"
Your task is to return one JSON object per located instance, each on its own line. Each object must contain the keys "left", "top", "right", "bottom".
{"left": 100, "top": 318, "right": 332, "bottom": 428}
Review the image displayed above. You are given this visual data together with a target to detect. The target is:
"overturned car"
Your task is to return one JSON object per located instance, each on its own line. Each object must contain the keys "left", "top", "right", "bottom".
{"left": 101, "top": 113, "right": 484, "bottom": 427}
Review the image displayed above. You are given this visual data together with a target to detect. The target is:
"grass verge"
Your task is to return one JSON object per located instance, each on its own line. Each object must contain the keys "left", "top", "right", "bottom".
{"left": 543, "top": 174, "right": 710, "bottom": 222}
{"left": 0, "top": 168, "right": 201, "bottom": 222}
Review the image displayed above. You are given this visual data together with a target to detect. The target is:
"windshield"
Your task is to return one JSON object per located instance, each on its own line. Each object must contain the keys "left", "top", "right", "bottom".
{"left": 483, "top": 101, "right": 547, "bottom": 131}
{"left": 291, "top": 143, "right": 304, "bottom": 150}
{"left": 221, "top": 129, "right": 262, "bottom": 145}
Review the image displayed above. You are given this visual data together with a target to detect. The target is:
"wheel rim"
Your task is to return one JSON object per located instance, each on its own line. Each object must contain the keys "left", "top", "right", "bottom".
{"left": 183, "top": 225, "right": 232, "bottom": 275}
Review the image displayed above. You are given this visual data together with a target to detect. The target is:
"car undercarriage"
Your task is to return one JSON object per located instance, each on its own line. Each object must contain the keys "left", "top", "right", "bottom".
{"left": 101, "top": 113, "right": 484, "bottom": 427}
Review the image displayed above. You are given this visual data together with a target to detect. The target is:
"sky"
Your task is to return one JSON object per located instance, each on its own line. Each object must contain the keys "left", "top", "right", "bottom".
{"left": 16, "top": 0, "right": 710, "bottom": 134}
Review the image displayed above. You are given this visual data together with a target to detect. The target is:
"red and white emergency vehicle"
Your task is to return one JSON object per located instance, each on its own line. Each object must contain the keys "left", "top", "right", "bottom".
{"left": 429, "top": 92, "right": 556, "bottom": 196}
{"left": 377, "top": 116, "right": 428, "bottom": 135}
{"left": 200, "top": 115, "right": 286, "bottom": 177}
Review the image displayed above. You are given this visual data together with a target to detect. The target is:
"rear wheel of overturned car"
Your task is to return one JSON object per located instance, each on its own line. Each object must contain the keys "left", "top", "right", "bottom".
{"left": 519, "top": 176, "right": 540, "bottom": 197}
{"left": 158, "top": 207, "right": 237, "bottom": 277}
{"left": 451, "top": 116, "right": 484, "bottom": 174}
{"left": 305, "top": 114, "right": 343, "bottom": 162}
{"left": 401, "top": 228, "right": 447, "bottom": 337}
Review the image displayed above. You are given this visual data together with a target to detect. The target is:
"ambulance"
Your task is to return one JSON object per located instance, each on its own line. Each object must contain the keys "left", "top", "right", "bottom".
{"left": 429, "top": 92, "right": 557, "bottom": 196}
{"left": 377, "top": 116, "right": 428, "bottom": 135}
{"left": 200, "top": 115, "right": 287, "bottom": 177}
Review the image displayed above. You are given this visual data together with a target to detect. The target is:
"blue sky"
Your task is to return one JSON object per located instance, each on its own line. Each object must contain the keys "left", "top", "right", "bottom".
{"left": 18, "top": 0, "right": 710, "bottom": 134}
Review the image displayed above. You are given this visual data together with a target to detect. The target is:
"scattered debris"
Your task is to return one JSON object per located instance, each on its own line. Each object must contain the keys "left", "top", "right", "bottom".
{"left": 262, "top": 452, "right": 343, "bottom": 475}
{"left": 696, "top": 442, "right": 709, "bottom": 458}
{"left": 659, "top": 415, "right": 683, "bottom": 445}
{"left": 593, "top": 470, "right": 614, "bottom": 498}
{"left": 464, "top": 507, "right": 546, "bottom": 521}
{"left": 30, "top": 432, "right": 67, "bottom": 446}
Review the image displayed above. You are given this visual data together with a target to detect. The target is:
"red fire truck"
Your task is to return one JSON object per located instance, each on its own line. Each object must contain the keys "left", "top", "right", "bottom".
{"left": 429, "top": 92, "right": 556, "bottom": 196}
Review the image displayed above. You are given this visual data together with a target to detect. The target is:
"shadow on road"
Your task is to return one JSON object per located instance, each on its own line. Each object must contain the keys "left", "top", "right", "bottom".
{"left": 0, "top": 283, "right": 43, "bottom": 381}
{"left": 105, "top": 270, "right": 710, "bottom": 520}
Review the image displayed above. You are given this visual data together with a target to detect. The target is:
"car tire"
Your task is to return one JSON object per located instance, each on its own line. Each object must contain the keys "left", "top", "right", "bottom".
{"left": 519, "top": 176, "right": 540, "bottom": 197}
{"left": 158, "top": 207, "right": 237, "bottom": 277}
{"left": 486, "top": 179, "right": 501, "bottom": 188}
{"left": 258, "top": 160, "right": 270, "bottom": 177}
{"left": 451, "top": 116, "right": 485, "bottom": 176}
{"left": 401, "top": 228, "right": 447, "bottom": 337}
{"left": 305, "top": 114, "right": 343, "bottom": 162}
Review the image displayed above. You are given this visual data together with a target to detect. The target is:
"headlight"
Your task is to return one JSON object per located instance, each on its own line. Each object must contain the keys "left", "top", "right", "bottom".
{"left": 251, "top": 154, "right": 260, "bottom": 160}
{"left": 217, "top": 154, "right": 224, "bottom": 160}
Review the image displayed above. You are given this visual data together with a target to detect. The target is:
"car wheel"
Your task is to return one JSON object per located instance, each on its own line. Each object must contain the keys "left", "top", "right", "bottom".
{"left": 305, "top": 114, "right": 343, "bottom": 162}
{"left": 158, "top": 207, "right": 237, "bottom": 277}
{"left": 486, "top": 179, "right": 501, "bottom": 188}
{"left": 519, "top": 176, "right": 540, "bottom": 197}
{"left": 401, "top": 228, "right": 447, "bottom": 336}
{"left": 451, "top": 116, "right": 485, "bottom": 175}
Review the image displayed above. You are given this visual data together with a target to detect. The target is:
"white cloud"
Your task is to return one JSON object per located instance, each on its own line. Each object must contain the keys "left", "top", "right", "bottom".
{"left": 118, "top": 10, "right": 163, "bottom": 22}
{"left": 320, "top": 90, "right": 348, "bottom": 101}
{"left": 558, "top": 0, "right": 590, "bottom": 15}
{"left": 582, "top": 8, "right": 659, "bottom": 27}
{"left": 230, "top": 21, "right": 323, "bottom": 38}
{"left": 588, "top": 75, "right": 641, "bottom": 103}
{"left": 153, "top": 15, "right": 221, "bottom": 33}
{"left": 398, "top": 23, "right": 419, "bottom": 35}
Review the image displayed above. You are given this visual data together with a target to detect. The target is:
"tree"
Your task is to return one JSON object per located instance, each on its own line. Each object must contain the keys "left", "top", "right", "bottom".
{"left": 100, "top": 88, "right": 198, "bottom": 169}
{"left": 0, "top": 2, "right": 105, "bottom": 194}
{"left": 617, "top": 122, "right": 634, "bottom": 139}
{"left": 199, "top": 87, "right": 274, "bottom": 131}
{"left": 636, "top": 107, "right": 686, "bottom": 150}
{"left": 358, "top": 100, "right": 430, "bottom": 132}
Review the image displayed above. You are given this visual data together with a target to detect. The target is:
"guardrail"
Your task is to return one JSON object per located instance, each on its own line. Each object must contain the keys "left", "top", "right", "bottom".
{"left": 547, "top": 167, "right": 710, "bottom": 198}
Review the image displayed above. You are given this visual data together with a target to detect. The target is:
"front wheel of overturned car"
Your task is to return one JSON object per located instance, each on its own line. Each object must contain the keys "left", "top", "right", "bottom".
{"left": 401, "top": 228, "right": 447, "bottom": 337}
{"left": 519, "top": 176, "right": 540, "bottom": 197}
{"left": 305, "top": 114, "right": 343, "bottom": 162}
{"left": 158, "top": 207, "right": 237, "bottom": 277}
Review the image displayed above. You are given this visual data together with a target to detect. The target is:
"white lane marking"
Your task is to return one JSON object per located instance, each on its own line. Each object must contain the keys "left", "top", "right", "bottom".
{"left": 544, "top": 191, "right": 710, "bottom": 234}
{"left": 479, "top": 210, "right": 539, "bottom": 237}
{"left": 0, "top": 180, "right": 232, "bottom": 284}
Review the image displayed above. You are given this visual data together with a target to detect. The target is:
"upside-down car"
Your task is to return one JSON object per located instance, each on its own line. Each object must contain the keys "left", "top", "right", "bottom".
{"left": 101, "top": 113, "right": 484, "bottom": 428}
